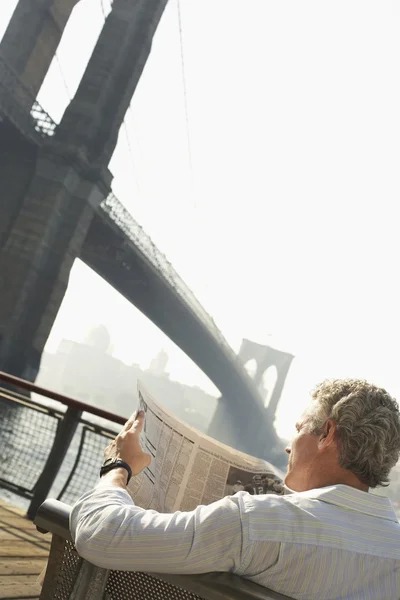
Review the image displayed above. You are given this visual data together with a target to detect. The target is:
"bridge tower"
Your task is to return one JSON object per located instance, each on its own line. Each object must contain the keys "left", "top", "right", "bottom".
{"left": 238, "top": 339, "right": 294, "bottom": 419}
{"left": 0, "top": 0, "right": 168, "bottom": 380}
{"left": 208, "top": 340, "right": 294, "bottom": 466}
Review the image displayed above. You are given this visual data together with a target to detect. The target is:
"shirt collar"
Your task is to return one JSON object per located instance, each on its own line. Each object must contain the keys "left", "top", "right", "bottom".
{"left": 289, "top": 484, "right": 399, "bottom": 523}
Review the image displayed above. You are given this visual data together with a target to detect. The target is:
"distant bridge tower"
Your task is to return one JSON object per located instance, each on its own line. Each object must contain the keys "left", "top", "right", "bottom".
{"left": 208, "top": 339, "right": 294, "bottom": 465}
{"left": 239, "top": 339, "right": 294, "bottom": 420}
{"left": 0, "top": 0, "right": 168, "bottom": 380}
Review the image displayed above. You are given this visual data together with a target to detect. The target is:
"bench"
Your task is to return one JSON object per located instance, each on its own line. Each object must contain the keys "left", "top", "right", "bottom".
{"left": 34, "top": 498, "right": 293, "bottom": 600}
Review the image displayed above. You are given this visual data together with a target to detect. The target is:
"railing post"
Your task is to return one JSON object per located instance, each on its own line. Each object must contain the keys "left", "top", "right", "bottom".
{"left": 27, "top": 407, "right": 82, "bottom": 520}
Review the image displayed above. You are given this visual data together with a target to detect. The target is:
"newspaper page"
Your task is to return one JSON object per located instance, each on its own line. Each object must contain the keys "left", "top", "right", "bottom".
{"left": 128, "top": 382, "right": 285, "bottom": 512}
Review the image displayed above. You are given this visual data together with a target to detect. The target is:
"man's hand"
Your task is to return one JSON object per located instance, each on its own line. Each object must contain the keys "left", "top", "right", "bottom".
{"left": 104, "top": 410, "right": 151, "bottom": 476}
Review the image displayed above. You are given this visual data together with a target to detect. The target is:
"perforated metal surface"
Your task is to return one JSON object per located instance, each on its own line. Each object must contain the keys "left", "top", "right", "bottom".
{"left": 41, "top": 537, "right": 82, "bottom": 600}
{"left": 106, "top": 570, "right": 205, "bottom": 600}
{"left": 56, "top": 539, "right": 82, "bottom": 599}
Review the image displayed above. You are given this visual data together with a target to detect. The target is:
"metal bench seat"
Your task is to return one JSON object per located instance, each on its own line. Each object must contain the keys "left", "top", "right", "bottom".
{"left": 34, "top": 499, "right": 293, "bottom": 600}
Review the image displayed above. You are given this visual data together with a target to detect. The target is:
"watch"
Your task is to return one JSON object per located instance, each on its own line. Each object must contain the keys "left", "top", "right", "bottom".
{"left": 100, "top": 458, "right": 132, "bottom": 484}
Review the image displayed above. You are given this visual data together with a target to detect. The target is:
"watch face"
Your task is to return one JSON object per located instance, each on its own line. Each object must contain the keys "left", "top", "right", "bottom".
{"left": 103, "top": 458, "right": 118, "bottom": 468}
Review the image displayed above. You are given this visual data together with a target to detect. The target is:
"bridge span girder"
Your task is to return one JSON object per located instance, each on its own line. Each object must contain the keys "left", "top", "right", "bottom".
{"left": 81, "top": 210, "right": 281, "bottom": 459}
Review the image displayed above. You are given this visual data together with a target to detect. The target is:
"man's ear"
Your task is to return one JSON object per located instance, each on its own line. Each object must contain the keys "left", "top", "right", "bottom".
{"left": 318, "top": 419, "right": 337, "bottom": 447}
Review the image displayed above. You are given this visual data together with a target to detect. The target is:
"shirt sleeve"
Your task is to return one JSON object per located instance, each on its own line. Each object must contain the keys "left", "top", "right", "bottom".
{"left": 70, "top": 485, "right": 245, "bottom": 574}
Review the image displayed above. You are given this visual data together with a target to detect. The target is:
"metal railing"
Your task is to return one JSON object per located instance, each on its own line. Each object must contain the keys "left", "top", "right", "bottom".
{"left": 0, "top": 54, "right": 56, "bottom": 141}
{"left": 0, "top": 371, "right": 125, "bottom": 519}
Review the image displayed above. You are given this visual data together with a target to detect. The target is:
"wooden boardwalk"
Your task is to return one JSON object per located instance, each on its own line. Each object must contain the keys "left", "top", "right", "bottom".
{"left": 0, "top": 501, "right": 50, "bottom": 599}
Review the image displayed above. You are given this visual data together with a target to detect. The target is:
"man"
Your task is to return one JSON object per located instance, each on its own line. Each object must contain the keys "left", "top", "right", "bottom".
{"left": 232, "top": 480, "right": 245, "bottom": 493}
{"left": 244, "top": 474, "right": 264, "bottom": 495}
{"left": 70, "top": 379, "right": 400, "bottom": 599}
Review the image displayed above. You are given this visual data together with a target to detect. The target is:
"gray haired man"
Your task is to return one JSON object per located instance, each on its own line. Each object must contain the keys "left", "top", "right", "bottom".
{"left": 71, "top": 379, "right": 400, "bottom": 600}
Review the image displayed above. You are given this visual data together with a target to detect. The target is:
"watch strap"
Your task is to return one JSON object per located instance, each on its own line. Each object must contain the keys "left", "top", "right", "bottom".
{"left": 100, "top": 459, "right": 132, "bottom": 484}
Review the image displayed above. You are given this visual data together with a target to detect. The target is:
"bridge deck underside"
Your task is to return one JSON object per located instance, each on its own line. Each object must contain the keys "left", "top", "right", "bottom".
{"left": 81, "top": 214, "right": 251, "bottom": 400}
{"left": 81, "top": 214, "right": 278, "bottom": 455}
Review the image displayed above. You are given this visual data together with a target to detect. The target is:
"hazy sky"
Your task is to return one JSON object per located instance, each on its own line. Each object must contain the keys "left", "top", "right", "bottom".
{"left": 1, "top": 0, "right": 400, "bottom": 439}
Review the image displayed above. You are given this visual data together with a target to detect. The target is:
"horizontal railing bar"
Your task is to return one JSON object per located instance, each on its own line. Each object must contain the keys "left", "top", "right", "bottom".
{"left": 78, "top": 419, "right": 118, "bottom": 437}
{"left": 0, "top": 389, "right": 61, "bottom": 417}
{"left": 1, "top": 387, "right": 118, "bottom": 437}
{"left": 0, "top": 478, "right": 33, "bottom": 499}
{"left": 0, "top": 371, "right": 126, "bottom": 425}
{"left": 1, "top": 382, "right": 43, "bottom": 403}
{"left": 34, "top": 498, "right": 71, "bottom": 540}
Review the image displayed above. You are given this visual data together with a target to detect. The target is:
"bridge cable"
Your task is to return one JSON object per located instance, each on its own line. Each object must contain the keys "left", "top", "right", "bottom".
{"left": 54, "top": 53, "right": 72, "bottom": 101}
{"left": 177, "top": 0, "right": 196, "bottom": 207}
{"left": 100, "top": 0, "right": 111, "bottom": 18}
{"left": 123, "top": 119, "right": 142, "bottom": 198}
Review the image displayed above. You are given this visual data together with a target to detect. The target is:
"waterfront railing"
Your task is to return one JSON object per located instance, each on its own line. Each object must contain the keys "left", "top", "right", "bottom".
{"left": 0, "top": 371, "right": 124, "bottom": 519}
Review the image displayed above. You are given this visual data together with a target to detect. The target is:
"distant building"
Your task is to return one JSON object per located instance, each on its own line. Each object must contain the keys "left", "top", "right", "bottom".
{"left": 148, "top": 350, "right": 169, "bottom": 377}
{"left": 37, "top": 339, "right": 217, "bottom": 433}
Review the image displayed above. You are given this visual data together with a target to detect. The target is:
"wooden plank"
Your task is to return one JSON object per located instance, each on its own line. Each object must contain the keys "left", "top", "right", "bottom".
{"left": 0, "top": 502, "right": 50, "bottom": 599}
{"left": 0, "top": 541, "right": 49, "bottom": 557}
{"left": 0, "top": 515, "right": 42, "bottom": 529}
{"left": 0, "top": 504, "right": 26, "bottom": 517}
{"left": 0, "top": 514, "right": 51, "bottom": 545}
{"left": 0, "top": 526, "right": 48, "bottom": 539}
{"left": 0, "top": 532, "right": 50, "bottom": 556}
{"left": 0, "top": 557, "right": 47, "bottom": 575}
{"left": 0, "top": 528, "right": 51, "bottom": 546}
{"left": 0, "top": 574, "right": 41, "bottom": 599}
{"left": 1, "top": 528, "right": 50, "bottom": 544}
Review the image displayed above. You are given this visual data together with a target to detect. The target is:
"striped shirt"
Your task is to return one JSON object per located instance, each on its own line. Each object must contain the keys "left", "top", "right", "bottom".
{"left": 70, "top": 483, "right": 400, "bottom": 600}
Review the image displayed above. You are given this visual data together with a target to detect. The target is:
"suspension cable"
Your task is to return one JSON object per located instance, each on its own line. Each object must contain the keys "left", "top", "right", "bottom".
{"left": 177, "top": 0, "right": 196, "bottom": 206}
{"left": 54, "top": 53, "right": 72, "bottom": 100}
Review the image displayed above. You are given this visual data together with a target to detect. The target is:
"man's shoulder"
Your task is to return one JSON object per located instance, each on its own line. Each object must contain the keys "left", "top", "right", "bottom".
{"left": 235, "top": 487, "right": 400, "bottom": 559}
{"left": 237, "top": 484, "right": 399, "bottom": 517}
{"left": 235, "top": 490, "right": 323, "bottom": 545}
{"left": 236, "top": 488, "right": 309, "bottom": 507}
{"left": 236, "top": 490, "right": 300, "bottom": 517}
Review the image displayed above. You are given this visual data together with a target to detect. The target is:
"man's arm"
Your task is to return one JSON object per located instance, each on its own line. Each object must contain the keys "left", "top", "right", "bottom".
{"left": 70, "top": 475, "right": 245, "bottom": 573}
{"left": 69, "top": 411, "right": 245, "bottom": 573}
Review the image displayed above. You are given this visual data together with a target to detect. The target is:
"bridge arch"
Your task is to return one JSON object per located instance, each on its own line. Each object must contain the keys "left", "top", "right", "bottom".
{"left": 243, "top": 358, "right": 257, "bottom": 379}
{"left": 259, "top": 364, "right": 278, "bottom": 409}
{"left": 238, "top": 339, "right": 294, "bottom": 419}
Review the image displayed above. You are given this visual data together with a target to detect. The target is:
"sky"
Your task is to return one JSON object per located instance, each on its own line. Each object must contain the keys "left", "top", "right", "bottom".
{"left": 1, "top": 0, "right": 400, "bottom": 440}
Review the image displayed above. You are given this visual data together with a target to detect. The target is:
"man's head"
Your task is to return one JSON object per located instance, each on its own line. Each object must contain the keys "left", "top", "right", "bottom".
{"left": 285, "top": 378, "right": 400, "bottom": 492}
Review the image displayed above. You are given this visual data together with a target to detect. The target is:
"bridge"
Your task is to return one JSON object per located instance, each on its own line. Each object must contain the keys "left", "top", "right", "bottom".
{"left": 0, "top": 0, "right": 286, "bottom": 460}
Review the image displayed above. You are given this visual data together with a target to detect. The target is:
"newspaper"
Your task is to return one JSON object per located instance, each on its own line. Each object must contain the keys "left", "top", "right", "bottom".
{"left": 128, "top": 382, "right": 285, "bottom": 512}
